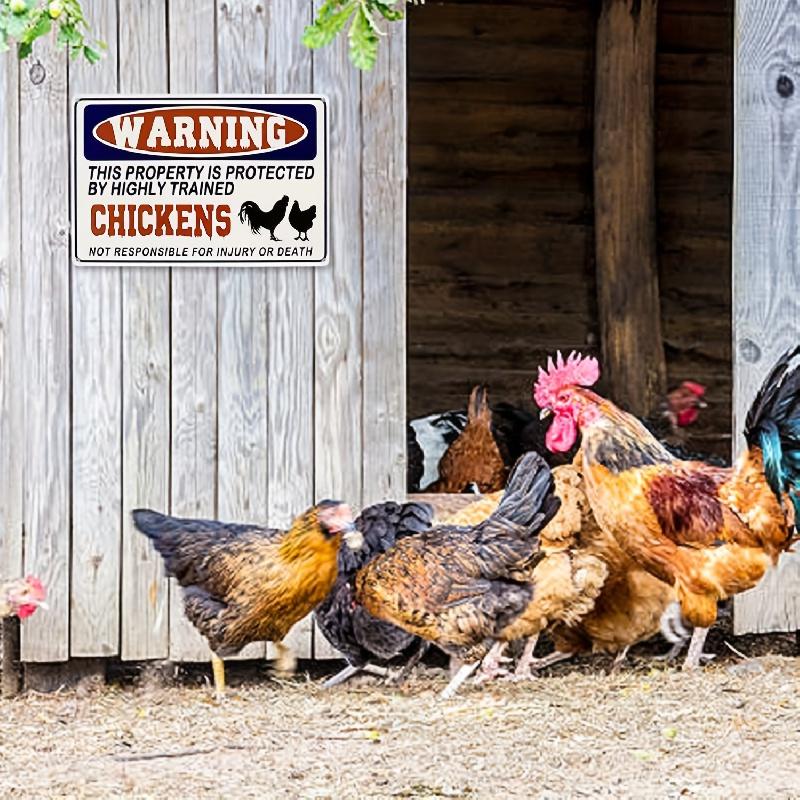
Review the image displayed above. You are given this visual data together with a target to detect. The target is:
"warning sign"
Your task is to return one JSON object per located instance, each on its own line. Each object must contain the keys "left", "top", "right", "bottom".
{"left": 71, "top": 96, "right": 328, "bottom": 266}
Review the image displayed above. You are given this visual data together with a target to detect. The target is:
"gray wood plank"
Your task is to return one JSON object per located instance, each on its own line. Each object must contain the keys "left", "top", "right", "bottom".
{"left": 265, "top": 1, "right": 316, "bottom": 661}
{"left": 19, "top": 40, "right": 70, "bottom": 662}
{"left": 167, "top": 0, "right": 222, "bottom": 663}
{"left": 215, "top": 0, "right": 270, "bottom": 661}
{"left": 69, "top": 0, "right": 122, "bottom": 657}
{"left": 119, "top": 0, "right": 171, "bottom": 660}
{"left": 733, "top": 0, "right": 800, "bottom": 634}
{"left": 311, "top": 3, "right": 364, "bottom": 659}
{"left": 0, "top": 54, "right": 22, "bottom": 584}
{"left": 361, "top": 20, "right": 407, "bottom": 507}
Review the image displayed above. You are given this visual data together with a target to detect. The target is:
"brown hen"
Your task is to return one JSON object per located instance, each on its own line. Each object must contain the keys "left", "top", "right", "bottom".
{"left": 133, "top": 501, "right": 363, "bottom": 698}
{"left": 429, "top": 385, "right": 508, "bottom": 493}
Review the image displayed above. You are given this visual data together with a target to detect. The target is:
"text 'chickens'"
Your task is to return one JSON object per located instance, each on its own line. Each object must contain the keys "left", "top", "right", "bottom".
{"left": 71, "top": 95, "right": 329, "bottom": 267}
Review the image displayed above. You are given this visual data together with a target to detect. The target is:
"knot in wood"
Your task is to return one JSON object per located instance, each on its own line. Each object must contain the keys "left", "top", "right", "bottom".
{"left": 28, "top": 60, "right": 46, "bottom": 86}
{"left": 777, "top": 74, "right": 794, "bottom": 99}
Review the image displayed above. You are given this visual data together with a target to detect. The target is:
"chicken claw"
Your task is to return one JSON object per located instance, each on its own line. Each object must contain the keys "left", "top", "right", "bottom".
{"left": 474, "top": 641, "right": 511, "bottom": 683}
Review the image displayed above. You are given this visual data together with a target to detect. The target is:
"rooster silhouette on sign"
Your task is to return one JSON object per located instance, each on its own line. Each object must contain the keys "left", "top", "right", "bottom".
{"left": 238, "top": 196, "right": 289, "bottom": 241}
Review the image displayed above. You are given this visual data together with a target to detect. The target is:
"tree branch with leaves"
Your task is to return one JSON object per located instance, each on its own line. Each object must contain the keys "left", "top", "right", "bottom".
{"left": 1, "top": 0, "right": 103, "bottom": 61}
{"left": 303, "top": 0, "right": 419, "bottom": 70}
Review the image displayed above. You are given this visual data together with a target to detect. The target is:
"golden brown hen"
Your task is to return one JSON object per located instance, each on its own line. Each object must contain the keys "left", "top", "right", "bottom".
{"left": 133, "top": 502, "right": 363, "bottom": 698}
{"left": 355, "top": 452, "right": 560, "bottom": 697}
{"left": 534, "top": 349, "right": 800, "bottom": 668}
{"left": 441, "top": 463, "right": 675, "bottom": 676}
{"left": 429, "top": 385, "right": 508, "bottom": 493}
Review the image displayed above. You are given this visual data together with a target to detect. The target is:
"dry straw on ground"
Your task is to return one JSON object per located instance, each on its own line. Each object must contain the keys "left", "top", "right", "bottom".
{"left": 1, "top": 634, "right": 799, "bottom": 799}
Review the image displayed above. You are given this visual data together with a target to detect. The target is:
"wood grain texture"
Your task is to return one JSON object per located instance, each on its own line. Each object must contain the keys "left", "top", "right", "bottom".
{"left": 264, "top": 1, "right": 316, "bottom": 661}
{"left": 214, "top": 0, "right": 270, "bottom": 662}
{"left": 311, "top": 1, "right": 364, "bottom": 659}
{"left": 69, "top": 0, "right": 122, "bottom": 657}
{"left": 19, "top": 41, "right": 70, "bottom": 662}
{"left": 167, "top": 0, "right": 222, "bottom": 663}
{"left": 0, "top": 54, "right": 22, "bottom": 584}
{"left": 407, "top": 1, "right": 732, "bottom": 461}
{"left": 119, "top": 0, "right": 171, "bottom": 661}
{"left": 362, "top": 20, "right": 407, "bottom": 506}
{"left": 594, "top": 0, "right": 666, "bottom": 417}
{"left": 732, "top": 0, "right": 800, "bottom": 634}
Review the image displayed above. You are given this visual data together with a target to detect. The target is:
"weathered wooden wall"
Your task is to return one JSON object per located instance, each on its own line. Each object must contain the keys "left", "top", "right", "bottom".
{"left": 0, "top": 0, "right": 406, "bottom": 663}
{"left": 408, "top": 0, "right": 732, "bottom": 458}
{"left": 732, "top": 0, "right": 800, "bottom": 634}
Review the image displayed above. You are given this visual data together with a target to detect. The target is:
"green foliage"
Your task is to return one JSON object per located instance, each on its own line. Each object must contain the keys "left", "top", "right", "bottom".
{"left": 303, "top": 0, "right": 418, "bottom": 70}
{"left": 0, "top": 0, "right": 105, "bottom": 62}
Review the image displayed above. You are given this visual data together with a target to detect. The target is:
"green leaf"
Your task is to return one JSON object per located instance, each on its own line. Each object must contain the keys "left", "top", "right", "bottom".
{"left": 83, "top": 43, "right": 100, "bottom": 63}
{"left": 6, "top": 13, "right": 29, "bottom": 38}
{"left": 348, "top": 5, "right": 379, "bottom": 70}
{"left": 21, "top": 12, "right": 51, "bottom": 45}
{"left": 17, "top": 39, "right": 31, "bottom": 59}
{"left": 372, "top": 1, "right": 404, "bottom": 22}
{"left": 302, "top": 0, "right": 356, "bottom": 49}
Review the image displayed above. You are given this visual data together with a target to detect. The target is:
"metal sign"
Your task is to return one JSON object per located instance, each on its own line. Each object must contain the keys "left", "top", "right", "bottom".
{"left": 71, "top": 95, "right": 328, "bottom": 266}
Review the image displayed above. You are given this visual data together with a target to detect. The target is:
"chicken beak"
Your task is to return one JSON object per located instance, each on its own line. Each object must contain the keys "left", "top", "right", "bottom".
{"left": 539, "top": 407, "right": 552, "bottom": 420}
{"left": 32, "top": 599, "right": 49, "bottom": 610}
{"left": 697, "top": 400, "right": 708, "bottom": 409}
{"left": 341, "top": 523, "right": 364, "bottom": 551}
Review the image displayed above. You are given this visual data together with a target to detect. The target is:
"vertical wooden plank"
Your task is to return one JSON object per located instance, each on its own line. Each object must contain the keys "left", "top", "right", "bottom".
{"left": 732, "top": 0, "right": 800, "bottom": 634}
{"left": 19, "top": 42, "right": 70, "bottom": 662}
{"left": 215, "top": 0, "right": 270, "bottom": 661}
{"left": 264, "top": 1, "right": 315, "bottom": 660}
{"left": 0, "top": 51, "right": 22, "bottom": 584}
{"left": 313, "top": 6, "right": 363, "bottom": 508}
{"left": 312, "top": 3, "right": 363, "bottom": 658}
{"left": 361, "top": 21, "right": 407, "bottom": 507}
{"left": 69, "top": 0, "right": 122, "bottom": 657}
{"left": 594, "top": 0, "right": 666, "bottom": 417}
{"left": 119, "top": 0, "right": 171, "bottom": 660}
{"left": 166, "top": 0, "right": 222, "bottom": 663}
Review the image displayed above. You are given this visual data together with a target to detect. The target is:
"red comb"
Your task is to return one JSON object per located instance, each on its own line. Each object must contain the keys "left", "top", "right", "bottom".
{"left": 25, "top": 575, "right": 46, "bottom": 598}
{"left": 534, "top": 351, "right": 600, "bottom": 408}
{"left": 681, "top": 381, "right": 706, "bottom": 397}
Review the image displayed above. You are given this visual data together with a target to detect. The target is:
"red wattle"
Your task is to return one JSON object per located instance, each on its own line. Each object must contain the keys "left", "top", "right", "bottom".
{"left": 545, "top": 413, "right": 578, "bottom": 452}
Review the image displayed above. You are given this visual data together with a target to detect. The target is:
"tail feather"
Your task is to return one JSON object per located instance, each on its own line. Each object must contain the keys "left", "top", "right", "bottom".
{"left": 467, "top": 384, "right": 491, "bottom": 425}
{"left": 485, "top": 451, "right": 560, "bottom": 537}
{"left": 131, "top": 509, "right": 254, "bottom": 586}
{"left": 744, "top": 345, "right": 800, "bottom": 518}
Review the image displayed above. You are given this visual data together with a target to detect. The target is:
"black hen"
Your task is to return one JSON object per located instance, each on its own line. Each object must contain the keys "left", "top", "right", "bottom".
{"left": 315, "top": 500, "right": 434, "bottom": 687}
{"left": 288, "top": 200, "right": 316, "bottom": 241}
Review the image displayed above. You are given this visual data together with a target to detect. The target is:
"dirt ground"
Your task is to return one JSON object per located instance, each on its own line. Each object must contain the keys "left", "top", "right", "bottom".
{"left": 1, "top": 630, "right": 799, "bottom": 800}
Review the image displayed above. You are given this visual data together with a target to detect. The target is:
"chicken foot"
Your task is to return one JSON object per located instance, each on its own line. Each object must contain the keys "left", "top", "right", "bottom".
{"left": 609, "top": 645, "right": 630, "bottom": 673}
{"left": 474, "top": 641, "right": 511, "bottom": 683}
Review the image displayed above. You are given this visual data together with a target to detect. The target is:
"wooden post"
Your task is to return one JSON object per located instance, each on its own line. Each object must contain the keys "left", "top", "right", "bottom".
{"left": 732, "top": 0, "right": 800, "bottom": 634}
{"left": 593, "top": 0, "right": 666, "bottom": 416}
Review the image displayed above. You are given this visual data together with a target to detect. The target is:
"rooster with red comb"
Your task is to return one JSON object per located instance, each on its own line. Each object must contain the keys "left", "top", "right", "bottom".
{"left": 1, "top": 576, "right": 47, "bottom": 620}
{"left": 535, "top": 349, "right": 800, "bottom": 668}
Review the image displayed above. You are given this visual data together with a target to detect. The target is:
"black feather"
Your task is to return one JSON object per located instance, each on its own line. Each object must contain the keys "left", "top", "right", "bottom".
{"left": 314, "top": 501, "right": 434, "bottom": 668}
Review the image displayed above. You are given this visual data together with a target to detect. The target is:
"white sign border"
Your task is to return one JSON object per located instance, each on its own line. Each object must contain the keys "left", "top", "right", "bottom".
{"left": 70, "top": 93, "right": 330, "bottom": 268}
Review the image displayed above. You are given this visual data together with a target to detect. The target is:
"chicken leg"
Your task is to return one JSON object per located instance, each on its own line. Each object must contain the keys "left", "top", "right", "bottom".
{"left": 683, "top": 627, "right": 711, "bottom": 670}
{"left": 272, "top": 641, "right": 297, "bottom": 678}
{"left": 441, "top": 661, "right": 480, "bottom": 699}
{"left": 211, "top": 653, "right": 226, "bottom": 702}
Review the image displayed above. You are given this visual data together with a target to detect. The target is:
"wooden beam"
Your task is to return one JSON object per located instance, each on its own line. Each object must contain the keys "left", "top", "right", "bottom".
{"left": 593, "top": 0, "right": 666, "bottom": 416}
{"left": 732, "top": 0, "right": 800, "bottom": 635}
